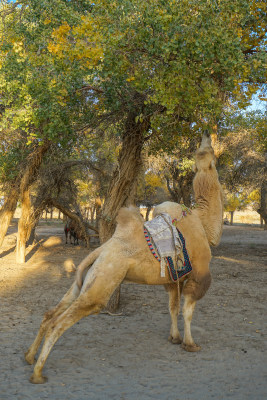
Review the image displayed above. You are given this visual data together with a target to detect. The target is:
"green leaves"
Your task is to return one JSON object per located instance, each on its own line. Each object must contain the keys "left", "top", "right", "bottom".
{"left": 0, "top": 0, "right": 265, "bottom": 185}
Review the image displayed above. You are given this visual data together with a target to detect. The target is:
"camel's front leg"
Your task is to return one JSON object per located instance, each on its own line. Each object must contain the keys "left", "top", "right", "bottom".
{"left": 25, "top": 282, "right": 80, "bottom": 365}
{"left": 165, "top": 283, "right": 182, "bottom": 344}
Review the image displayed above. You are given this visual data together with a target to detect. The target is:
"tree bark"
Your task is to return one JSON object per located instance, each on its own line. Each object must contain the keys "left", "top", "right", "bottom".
{"left": 15, "top": 140, "right": 51, "bottom": 262}
{"left": 230, "top": 211, "right": 234, "bottom": 225}
{"left": 145, "top": 205, "right": 152, "bottom": 221}
{"left": 257, "top": 152, "right": 267, "bottom": 230}
{"left": 16, "top": 189, "right": 33, "bottom": 263}
{"left": 99, "top": 112, "right": 149, "bottom": 312}
{"left": 0, "top": 184, "right": 20, "bottom": 247}
{"left": 99, "top": 114, "right": 147, "bottom": 242}
{"left": 165, "top": 172, "right": 194, "bottom": 207}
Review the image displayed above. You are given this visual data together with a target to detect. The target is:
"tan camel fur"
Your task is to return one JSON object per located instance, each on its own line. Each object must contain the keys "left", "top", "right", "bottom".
{"left": 25, "top": 131, "right": 223, "bottom": 384}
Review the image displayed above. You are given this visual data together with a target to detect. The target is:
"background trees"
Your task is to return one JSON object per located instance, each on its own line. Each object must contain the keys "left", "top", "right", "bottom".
{"left": 0, "top": 0, "right": 266, "bottom": 262}
{"left": 217, "top": 110, "right": 266, "bottom": 226}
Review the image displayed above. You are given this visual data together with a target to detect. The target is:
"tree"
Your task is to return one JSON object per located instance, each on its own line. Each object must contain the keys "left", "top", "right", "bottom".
{"left": 0, "top": 0, "right": 103, "bottom": 261}
{"left": 216, "top": 110, "right": 266, "bottom": 227}
{"left": 86, "top": 0, "right": 266, "bottom": 237}
{"left": 136, "top": 165, "right": 170, "bottom": 220}
{"left": 258, "top": 152, "right": 267, "bottom": 229}
{"left": 0, "top": 0, "right": 266, "bottom": 308}
{"left": 224, "top": 192, "right": 248, "bottom": 225}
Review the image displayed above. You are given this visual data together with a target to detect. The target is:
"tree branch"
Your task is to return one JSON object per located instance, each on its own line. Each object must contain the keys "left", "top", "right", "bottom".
{"left": 49, "top": 199, "right": 99, "bottom": 234}
{"left": 0, "top": 1, "right": 28, "bottom": 17}
{"left": 77, "top": 85, "right": 104, "bottom": 94}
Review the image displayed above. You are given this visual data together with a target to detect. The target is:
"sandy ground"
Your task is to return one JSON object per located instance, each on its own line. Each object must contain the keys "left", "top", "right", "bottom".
{"left": 0, "top": 221, "right": 266, "bottom": 400}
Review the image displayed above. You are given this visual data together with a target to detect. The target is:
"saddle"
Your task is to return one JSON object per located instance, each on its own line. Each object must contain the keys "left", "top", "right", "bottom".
{"left": 144, "top": 213, "right": 192, "bottom": 282}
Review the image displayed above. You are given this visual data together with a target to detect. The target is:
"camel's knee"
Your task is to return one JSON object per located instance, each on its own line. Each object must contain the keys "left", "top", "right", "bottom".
{"left": 183, "top": 272, "right": 211, "bottom": 301}
{"left": 43, "top": 309, "right": 54, "bottom": 322}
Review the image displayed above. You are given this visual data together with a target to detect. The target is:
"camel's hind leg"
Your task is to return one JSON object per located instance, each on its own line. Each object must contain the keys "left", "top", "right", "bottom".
{"left": 165, "top": 283, "right": 182, "bottom": 344}
{"left": 29, "top": 258, "right": 130, "bottom": 384}
{"left": 25, "top": 282, "right": 80, "bottom": 365}
{"left": 181, "top": 295, "right": 199, "bottom": 352}
{"left": 30, "top": 299, "right": 101, "bottom": 384}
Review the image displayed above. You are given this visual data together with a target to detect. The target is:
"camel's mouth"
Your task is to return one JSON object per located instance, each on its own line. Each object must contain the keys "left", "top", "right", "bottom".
{"left": 200, "top": 131, "right": 212, "bottom": 149}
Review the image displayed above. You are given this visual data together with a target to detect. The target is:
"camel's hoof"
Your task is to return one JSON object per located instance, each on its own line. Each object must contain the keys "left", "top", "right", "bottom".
{"left": 168, "top": 335, "right": 182, "bottom": 345}
{"left": 29, "top": 374, "right": 48, "bottom": 384}
{"left": 181, "top": 342, "right": 201, "bottom": 352}
{"left": 25, "top": 351, "right": 36, "bottom": 365}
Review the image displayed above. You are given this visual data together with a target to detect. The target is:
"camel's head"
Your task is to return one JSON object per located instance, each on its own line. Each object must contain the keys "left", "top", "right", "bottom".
{"left": 193, "top": 131, "right": 216, "bottom": 173}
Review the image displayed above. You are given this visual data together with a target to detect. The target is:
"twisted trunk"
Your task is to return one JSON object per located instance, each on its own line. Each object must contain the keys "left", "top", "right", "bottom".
{"left": 16, "top": 189, "right": 33, "bottom": 263}
{"left": 99, "top": 113, "right": 148, "bottom": 243}
{"left": 166, "top": 174, "right": 193, "bottom": 207}
{"left": 0, "top": 184, "right": 20, "bottom": 247}
{"left": 99, "top": 112, "right": 149, "bottom": 312}
{"left": 258, "top": 152, "right": 267, "bottom": 230}
{"left": 15, "top": 141, "right": 51, "bottom": 263}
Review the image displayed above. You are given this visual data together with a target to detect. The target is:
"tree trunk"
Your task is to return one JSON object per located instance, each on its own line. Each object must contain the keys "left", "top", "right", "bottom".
{"left": 99, "top": 115, "right": 147, "bottom": 242}
{"left": 16, "top": 189, "right": 33, "bottom": 263}
{"left": 99, "top": 112, "right": 149, "bottom": 312}
{"left": 27, "top": 225, "right": 37, "bottom": 246}
{"left": 145, "top": 205, "right": 152, "bottom": 221}
{"left": 165, "top": 168, "right": 194, "bottom": 207}
{"left": 26, "top": 194, "right": 52, "bottom": 247}
{"left": 230, "top": 211, "right": 234, "bottom": 225}
{"left": 257, "top": 152, "right": 267, "bottom": 230}
{"left": 0, "top": 185, "right": 20, "bottom": 247}
{"left": 15, "top": 140, "right": 51, "bottom": 263}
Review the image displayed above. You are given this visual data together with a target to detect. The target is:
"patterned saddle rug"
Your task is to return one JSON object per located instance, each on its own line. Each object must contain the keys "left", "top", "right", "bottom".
{"left": 144, "top": 213, "right": 192, "bottom": 282}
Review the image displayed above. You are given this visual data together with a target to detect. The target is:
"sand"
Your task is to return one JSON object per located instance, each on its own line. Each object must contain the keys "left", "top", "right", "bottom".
{"left": 0, "top": 221, "right": 266, "bottom": 400}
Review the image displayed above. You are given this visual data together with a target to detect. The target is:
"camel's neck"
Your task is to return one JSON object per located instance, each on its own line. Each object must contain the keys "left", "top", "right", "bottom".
{"left": 193, "top": 170, "right": 223, "bottom": 246}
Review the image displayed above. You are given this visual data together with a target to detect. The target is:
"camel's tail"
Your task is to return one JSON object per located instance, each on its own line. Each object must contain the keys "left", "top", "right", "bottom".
{"left": 75, "top": 245, "right": 103, "bottom": 289}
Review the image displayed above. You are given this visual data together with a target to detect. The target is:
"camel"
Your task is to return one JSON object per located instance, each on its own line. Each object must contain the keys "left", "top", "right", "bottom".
{"left": 25, "top": 131, "right": 223, "bottom": 384}
{"left": 64, "top": 219, "right": 80, "bottom": 245}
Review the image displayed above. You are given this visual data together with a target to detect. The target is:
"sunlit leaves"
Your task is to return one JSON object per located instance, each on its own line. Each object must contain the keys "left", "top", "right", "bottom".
{"left": 47, "top": 16, "right": 103, "bottom": 69}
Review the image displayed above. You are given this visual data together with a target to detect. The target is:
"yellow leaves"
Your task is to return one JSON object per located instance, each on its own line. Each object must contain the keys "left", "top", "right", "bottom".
{"left": 47, "top": 21, "right": 70, "bottom": 55}
{"left": 44, "top": 18, "right": 51, "bottom": 25}
{"left": 10, "top": 41, "right": 27, "bottom": 63}
{"left": 248, "top": 190, "right": 260, "bottom": 203}
{"left": 12, "top": 41, "right": 24, "bottom": 53}
{"left": 47, "top": 17, "right": 103, "bottom": 68}
{"left": 47, "top": 43, "right": 60, "bottom": 54}
{"left": 126, "top": 76, "right": 135, "bottom": 82}
{"left": 145, "top": 173, "right": 163, "bottom": 189}
{"left": 225, "top": 195, "right": 241, "bottom": 212}
{"left": 53, "top": 21, "right": 71, "bottom": 38}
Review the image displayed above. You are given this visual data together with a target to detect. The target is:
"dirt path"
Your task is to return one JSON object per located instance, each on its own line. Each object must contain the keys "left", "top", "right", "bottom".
{"left": 0, "top": 223, "right": 266, "bottom": 400}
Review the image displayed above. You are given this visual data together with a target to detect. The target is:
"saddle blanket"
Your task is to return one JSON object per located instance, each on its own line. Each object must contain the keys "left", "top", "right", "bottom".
{"left": 144, "top": 213, "right": 192, "bottom": 282}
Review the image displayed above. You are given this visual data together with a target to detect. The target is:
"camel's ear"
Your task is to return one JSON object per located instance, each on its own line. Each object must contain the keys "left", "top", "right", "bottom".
{"left": 192, "top": 164, "right": 197, "bottom": 173}
{"left": 209, "top": 160, "right": 215, "bottom": 169}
